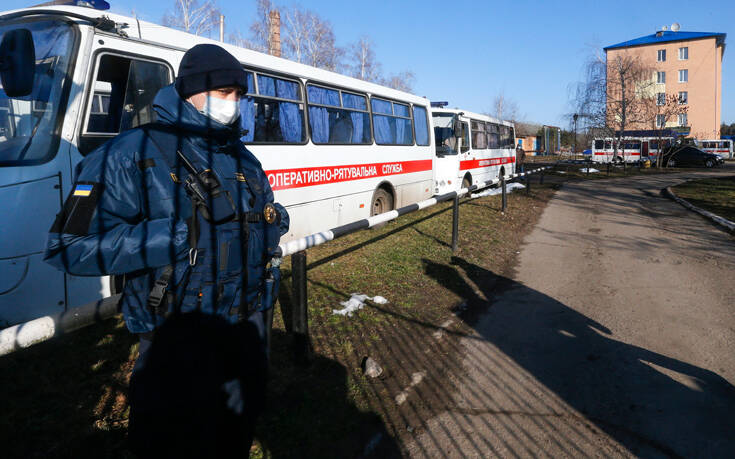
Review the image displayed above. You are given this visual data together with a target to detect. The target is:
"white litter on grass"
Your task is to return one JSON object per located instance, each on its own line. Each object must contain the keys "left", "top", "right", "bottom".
{"left": 470, "top": 182, "right": 525, "bottom": 198}
{"left": 580, "top": 168, "right": 600, "bottom": 173}
{"left": 556, "top": 171, "right": 567, "bottom": 174}
{"left": 332, "top": 293, "right": 389, "bottom": 316}
{"left": 395, "top": 371, "right": 427, "bottom": 405}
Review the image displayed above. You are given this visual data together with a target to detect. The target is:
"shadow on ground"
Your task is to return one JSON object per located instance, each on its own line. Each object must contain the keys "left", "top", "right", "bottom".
{"left": 417, "top": 256, "right": 735, "bottom": 457}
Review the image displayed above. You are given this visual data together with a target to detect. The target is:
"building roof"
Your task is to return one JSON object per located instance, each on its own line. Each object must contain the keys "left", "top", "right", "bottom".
{"left": 604, "top": 30, "right": 726, "bottom": 51}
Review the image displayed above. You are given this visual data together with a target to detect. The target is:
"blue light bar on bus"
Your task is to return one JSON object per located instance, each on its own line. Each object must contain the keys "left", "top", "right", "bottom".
{"left": 33, "top": 0, "right": 111, "bottom": 10}
{"left": 431, "top": 101, "right": 449, "bottom": 108}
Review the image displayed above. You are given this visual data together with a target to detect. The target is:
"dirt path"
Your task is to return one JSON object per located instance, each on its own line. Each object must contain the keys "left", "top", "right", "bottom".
{"left": 406, "top": 172, "right": 735, "bottom": 458}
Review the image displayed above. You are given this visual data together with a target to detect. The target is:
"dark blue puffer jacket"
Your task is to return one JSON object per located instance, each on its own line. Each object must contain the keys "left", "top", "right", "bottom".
{"left": 44, "top": 84, "right": 289, "bottom": 333}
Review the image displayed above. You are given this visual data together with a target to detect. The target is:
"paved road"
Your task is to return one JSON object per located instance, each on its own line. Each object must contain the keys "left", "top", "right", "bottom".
{"left": 407, "top": 172, "right": 735, "bottom": 458}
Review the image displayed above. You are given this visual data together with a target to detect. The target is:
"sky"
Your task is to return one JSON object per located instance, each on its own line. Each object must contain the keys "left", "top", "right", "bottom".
{"left": 4, "top": 0, "right": 735, "bottom": 126}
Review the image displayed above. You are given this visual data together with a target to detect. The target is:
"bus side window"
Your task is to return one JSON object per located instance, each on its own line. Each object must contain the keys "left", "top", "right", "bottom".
{"left": 243, "top": 73, "right": 305, "bottom": 144}
{"left": 371, "top": 97, "right": 414, "bottom": 146}
{"left": 471, "top": 120, "right": 487, "bottom": 149}
{"left": 412, "top": 105, "right": 430, "bottom": 146}
{"left": 486, "top": 123, "right": 499, "bottom": 149}
{"left": 80, "top": 54, "right": 172, "bottom": 155}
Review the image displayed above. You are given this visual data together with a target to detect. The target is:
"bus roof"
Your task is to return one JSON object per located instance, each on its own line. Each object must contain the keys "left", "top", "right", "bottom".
{"left": 431, "top": 107, "right": 513, "bottom": 127}
{"left": 1, "top": 5, "right": 430, "bottom": 106}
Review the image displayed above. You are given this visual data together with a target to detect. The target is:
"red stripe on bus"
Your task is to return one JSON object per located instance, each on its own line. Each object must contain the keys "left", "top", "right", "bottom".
{"left": 265, "top": 159, "right": 433, "bottom": 191}
{"left": 459, "top": 156, "right": 515, "bottom": 171}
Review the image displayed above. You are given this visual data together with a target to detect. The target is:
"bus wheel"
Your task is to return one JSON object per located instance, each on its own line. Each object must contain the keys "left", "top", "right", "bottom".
{"left": 371, "top": 188, "right": 393, "bottom": 216}
{"left": 462, "top": 176, "right": 471, "bottom": 189}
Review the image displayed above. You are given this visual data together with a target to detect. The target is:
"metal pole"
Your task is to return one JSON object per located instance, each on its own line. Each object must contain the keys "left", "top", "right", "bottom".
{"left": 451, "top": 195, "right": 459, "bottom": 253}
{"left": 291, "top": 251, "right": 312, "bottom": 364}
{"left": 540, "top": 169, "right": 544, "bottom": 185}
{"left": 501, "top": 176, "right": 507, "bottom": 212}
{"left": 219, "top": 14, "right": 224, "bottom": 42}
{"left": 526, "top": 172, "right": 531, "bottom": 194}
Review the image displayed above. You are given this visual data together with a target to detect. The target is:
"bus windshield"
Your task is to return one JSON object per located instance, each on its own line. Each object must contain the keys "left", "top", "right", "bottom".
{"left": 0, "top": 19, "right": 75, "bottom": 166}
{"left": 432, "top": 113, "right": 457, "bottom": 155}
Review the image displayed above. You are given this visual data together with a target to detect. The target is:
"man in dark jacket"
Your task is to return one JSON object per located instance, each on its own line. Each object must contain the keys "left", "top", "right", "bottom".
{"left": 44, "top": 44, "right": 288, "bottom": 455}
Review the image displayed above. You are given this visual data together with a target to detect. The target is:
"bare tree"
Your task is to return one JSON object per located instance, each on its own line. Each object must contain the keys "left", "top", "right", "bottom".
{"left": 280, "top": 6, "right": 342, "bottom": 70}
{"left": 491, "top": 91, "right": 521, "bottom": 122}
{"left": 380, "top": 71, "right": 415, "bottom": 93}
{"left": 571, "top": 51, "right": 654, "bottom": 166}
{"left": 345, "top": 36, "right": 382, "bottom": 82}
{"left": 642, "top": 92, "right": 688, "bottom": 167}
{"left": 162, "top": 0, "right": 221, "bottom": 37}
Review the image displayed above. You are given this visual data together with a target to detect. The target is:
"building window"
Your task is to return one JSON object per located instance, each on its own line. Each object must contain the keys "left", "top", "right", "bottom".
{"left": 678, "top": 47, "right": 688, "bottom": 60}
{"left": 657, "top": 49, "right": 666, "bottom": 62}
{"left": 656, "top": 92, "right": 665, "bottom": 105}
{"left": 678, "top": 113, "right": 687, "bottom": 126}
{"left": 656, "top": 114, "right": 666, "bottom": 128}
{"left": 678, "top": 91, "right": 688, "bottom": 104}
{"left": 657, "top": 71, "right": 666, "bottom": 84}
{"left": 678, "top": 69, "right": 688, "bottom": 82}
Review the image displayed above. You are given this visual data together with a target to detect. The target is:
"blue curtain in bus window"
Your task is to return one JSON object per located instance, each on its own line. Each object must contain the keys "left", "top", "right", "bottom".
{"left": 396, "top": 118, "right": 412, "bottom": 145}
{"left": 239, "top": 95, "right": 255, "bottom": 142}
{"left": 371, "top": 98, "right": 393, "bottom": 144}
{"left": 392, "top": 103, "right": 411, "bottom": 144}
{"left": 343, "top": 93, "right": 367, "bottom": 143}
{"left": 245, "top": 72, "right": 255, "bottom": 95}
{"left": 373, "top": 115, "right": 394, "bottom": 144}
{"left": 276, "top": 79, "right": 302, "bottom": 142}
{"left": 307, "top": 86, "right": 339, "bottom": 143}
{"left": 257, "top": 75, "right": 276, "bottom": 97}
{"left": 371, "top": 98, "right": 392, "bottom": 114}
{"left": 393, "top": 103, "right": 409, "bottom": 117}
{"left": 413, "top": 106, "right": 429, "bottom": 146}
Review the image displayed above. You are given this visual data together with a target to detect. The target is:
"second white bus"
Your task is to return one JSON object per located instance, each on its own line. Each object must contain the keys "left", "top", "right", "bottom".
{"left": 431, "top": 108, "right": 516, "bottom": 194}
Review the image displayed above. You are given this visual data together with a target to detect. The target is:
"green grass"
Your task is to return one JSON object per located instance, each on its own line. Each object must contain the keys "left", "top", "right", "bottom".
{"left": 672, "top": 177, "right": 735, "bottom": 222}
{"left": 0, "top": 182, "right": 559, "bottom": 458}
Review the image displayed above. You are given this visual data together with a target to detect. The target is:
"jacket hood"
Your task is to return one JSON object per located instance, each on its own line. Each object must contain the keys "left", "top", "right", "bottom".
{"left": 152, "top": 84, "right": 241, "bottom": 141}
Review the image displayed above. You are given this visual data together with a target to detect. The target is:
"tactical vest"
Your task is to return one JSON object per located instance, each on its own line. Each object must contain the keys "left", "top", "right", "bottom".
{"left": 143, "top": 124, "right": 280, "bottom": 322}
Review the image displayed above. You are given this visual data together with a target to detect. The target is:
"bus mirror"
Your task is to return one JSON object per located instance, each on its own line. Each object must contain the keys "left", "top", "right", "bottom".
{"left": 0, "top": 29, "right": 35, "bottom": 97}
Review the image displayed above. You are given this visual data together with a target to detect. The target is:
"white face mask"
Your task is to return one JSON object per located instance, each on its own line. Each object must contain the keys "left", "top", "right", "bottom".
{"left": 198, "top": 95, "right": 240, "bottom": 125}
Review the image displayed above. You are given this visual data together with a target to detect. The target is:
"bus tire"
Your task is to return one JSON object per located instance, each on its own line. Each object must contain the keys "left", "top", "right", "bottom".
{"left": 371, "top": 188, "right": 394, "bottom": 217}
{"left": 462, "top": 176, "right": 471, "bottom": 189}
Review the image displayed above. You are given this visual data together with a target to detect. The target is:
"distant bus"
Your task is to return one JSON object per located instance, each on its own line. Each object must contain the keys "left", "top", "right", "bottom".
{"left": 694, "top": 139, "right": 733, "bottom": 159}
{"left": 0, "top": 3, "right": 434, "bottom": 326}
{"left": 431, "top": 108, "right": 515, "bottom": 194}
{"left": 591, "top": 138, "right": 642, "bottom": 163}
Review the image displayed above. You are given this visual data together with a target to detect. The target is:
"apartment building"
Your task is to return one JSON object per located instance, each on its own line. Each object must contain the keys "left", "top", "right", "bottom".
{"left": 604, "top": 27, "right": 726, "bottom": 139}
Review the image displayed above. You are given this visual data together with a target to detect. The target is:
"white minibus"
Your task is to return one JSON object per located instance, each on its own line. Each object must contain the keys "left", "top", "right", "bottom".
{"left": 431, "top": 107, "right": 515, "bottom": 194}
{"left": 694, "top": 139, "right": 733, "bottom": 159}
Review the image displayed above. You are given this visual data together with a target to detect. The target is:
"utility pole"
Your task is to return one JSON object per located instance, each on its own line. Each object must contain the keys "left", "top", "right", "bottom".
{"left": 219, "top": 14, "right": 224, "bottom": 42}
{"left": 573, "top": 113, "right": 578, "bottom": 158}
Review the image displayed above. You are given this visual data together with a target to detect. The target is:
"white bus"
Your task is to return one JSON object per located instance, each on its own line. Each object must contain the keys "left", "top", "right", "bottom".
{"left": 694, "top": 139, "right": 733, "bottom": 159}
{"left": 0, "top": 3, "right": 434, "bottom": 326}
{"left": 431, "top": 107, "right": 516, "bottom": 194}
{"left": 591, "top": 138, "right": 642, "bottom": 163}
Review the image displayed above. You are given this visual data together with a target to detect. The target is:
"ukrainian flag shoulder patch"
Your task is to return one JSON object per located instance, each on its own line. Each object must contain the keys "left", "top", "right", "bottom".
{"left": 73, "top": 184, "right": 94, "bottom": 197}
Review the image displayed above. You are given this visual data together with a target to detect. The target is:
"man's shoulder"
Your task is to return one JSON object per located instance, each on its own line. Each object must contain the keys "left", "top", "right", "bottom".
{"left": 85, "top": 125, "right": 177, "bottom": 167}
{"left": 78, "top": 127, "right": 163, "bottom": 181}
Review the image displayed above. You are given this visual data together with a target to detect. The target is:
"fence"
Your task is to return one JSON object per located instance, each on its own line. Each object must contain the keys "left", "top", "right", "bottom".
{"left": 0, "top": 167, "right": 550, "bottom": 357}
